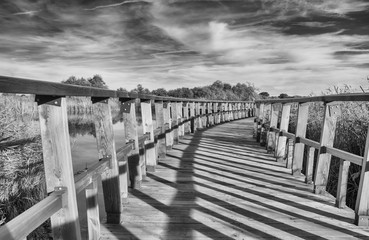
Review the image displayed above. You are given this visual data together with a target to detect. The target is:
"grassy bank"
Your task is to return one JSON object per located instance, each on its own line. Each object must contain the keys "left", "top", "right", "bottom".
{"left": 0, "top": 95, "right": 50, "bottom": 239}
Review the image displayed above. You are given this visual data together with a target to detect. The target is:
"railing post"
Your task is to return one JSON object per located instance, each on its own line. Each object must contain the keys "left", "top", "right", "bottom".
{"left": 196, "top": 102, "right": 201, "bottom": 129}
{"left": 292, "top": 102, "right": 309, "bottom": 175}
{"left": 141, "top": 99, "right": 156, "bottom": 172}
{"left": 189, "top": 102, "right": 195, "bottom": 133}
{"left": 177, "top": 101, "right": 184, "bottom": 137}
{"left": 256, "top": 103, "right": 265, "bottom": 142}
{"left": 93, "top": 98, "right": 122, "bottom": 223}
{"left": 355, "top": 126, "right": 369, "bottom": 226}
{"left": 171, "top": 101, "right": 179, "bottom": 144}
{"left": 164, "top": 101, "right": 173, "bottom": 149}
{"left": 122, "top": 98, "right": 141, "bottom": 189}
{"left": 305, "top": 146, "right": 315, "bottom": 184}
{"left": 267, "top": 103, "right": 280, "bottom": 152}
{"left": 37, "top": 97, "right": 81, "bottom": 239}
{"left": 212, "top": 102, "right": 217, "bottom": 125}
{"left": 276, "top": 103, "right": 291, "bottom": 161}
{"left": 336, "top": 159, "right": 350, "bottom": 208}
{"left": 183, "top": 102, "right": 190, "bottom": 133}
{"left": 314, "top": 103, "right": 340, "bottom": 194}
{"left": 86, "top": 179, "right": 100, "bottom": 240}
{"left": 155, "top": 100, "right": 166, "bottom": 158}
{"left": 254, "top": 103, "right": 260, "bottom": 138}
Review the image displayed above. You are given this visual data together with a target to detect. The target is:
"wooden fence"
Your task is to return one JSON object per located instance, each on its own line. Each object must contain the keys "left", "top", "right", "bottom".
{"left": 254, "top": 94, "right": 369, "bottom": 227}
{"left": 0, "top": 76, "right": 254, "bottom": 239}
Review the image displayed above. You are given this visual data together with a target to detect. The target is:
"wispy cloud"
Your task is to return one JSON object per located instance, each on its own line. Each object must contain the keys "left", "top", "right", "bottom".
{"left": 0, "top": 0, "right": 368, "bottom": 95}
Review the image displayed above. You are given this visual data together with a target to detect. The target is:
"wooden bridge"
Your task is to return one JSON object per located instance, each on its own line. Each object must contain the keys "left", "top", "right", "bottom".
{"left": 1, "top": 76, "right": 369, "bottom": 239}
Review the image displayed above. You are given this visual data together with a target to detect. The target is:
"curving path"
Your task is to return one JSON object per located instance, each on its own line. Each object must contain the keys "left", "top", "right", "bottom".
{"left": 100, "top": 118, "right": 369, "bottom": 240}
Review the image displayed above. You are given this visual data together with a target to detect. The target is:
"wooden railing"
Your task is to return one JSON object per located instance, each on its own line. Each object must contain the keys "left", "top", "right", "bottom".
{"left": 0, "top": 76, "right": 254, "bottom": 239}
{"left": 254, "top": 94, "right": 369, "bottom": 227}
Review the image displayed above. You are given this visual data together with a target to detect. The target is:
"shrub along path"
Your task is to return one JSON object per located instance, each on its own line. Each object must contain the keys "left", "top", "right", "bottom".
{"left": 100, "top": 118, "right": 369, "bottom": 239}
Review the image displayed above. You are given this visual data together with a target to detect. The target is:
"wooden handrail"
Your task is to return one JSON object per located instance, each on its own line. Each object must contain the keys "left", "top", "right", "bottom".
{"left": 0, "top": 188, "right": 66, "bottom": 240}
{"left": 324, "top": 146, "right": 363, "bottom": 166}
{"left": 255, "top": 93, "right": 369, "bottom": 104}
{"left": 0, "top": 75, "right": 252, "bottom": 104}
{"left": 74, "top": 157, "right": 110, "bottom": 194}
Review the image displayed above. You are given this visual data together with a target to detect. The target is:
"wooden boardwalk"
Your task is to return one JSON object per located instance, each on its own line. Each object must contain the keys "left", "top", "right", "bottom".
{"left": 101, "top": 118, "right": 369, "bottom": 240}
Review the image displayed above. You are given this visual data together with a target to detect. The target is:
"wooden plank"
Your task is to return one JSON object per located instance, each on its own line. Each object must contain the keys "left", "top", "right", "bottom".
{"left": 86, "top": 180, "right": 100, "bottom": 240}
{"left": 314, "top": 103, "right": 340, "bottom": 194}
{"left": 74, "top": 157, "right": 109, "bottom": 194}
{"left": 196, "top": 102, "right": 201, "bottom": 129}
{"left": 141, "top": 100, "right": 156, "bottom": 172}
{"left": 93, "top": 100, "right": 122, "bottom": 223}
{"left": 189, "top": 102, "right": 196, "bottom": 133}
{"left": 123, "top": 100, "right": 141, "bottom": 189}
{"left": 325, "top": 146, "right": 363, "bottom": 166}
{"left": 336, "top": 159, "right": 350, "bottom": 209}
{"left": 355, "top": 125, "right": 369, "bottom": 226}
{"left": 255, "top": 93, "right": 369, "bottom": 104}
{"left": 305, "top": 147, "right": 315, "bottom": 184}
{"left": 177, "top": 102, "right": 185, "bottom": 137}
{"left": 183, "top": 102, "right": 190, "bottom": 133}
{"left": 0, "top": 190, "right": 65, "bottom": 240}
{"left": 292, "top": 103, "right": 309, "bottom": 176}
{"left": 155, "top": 101, "right": 166, "bottom": 158}
{"left": 276, "top": 104, "right": 291, "bottom": 161}
{"left": 165, "top": 102, "right": 174, "bottom": 149}
{"left": 38, "top": 97, "right": 81, "bottom": 239}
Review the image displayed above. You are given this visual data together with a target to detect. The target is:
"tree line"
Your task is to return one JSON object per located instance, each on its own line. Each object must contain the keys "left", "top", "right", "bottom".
{"left": 62, "top": 76, "right": 257, "bottom": 101}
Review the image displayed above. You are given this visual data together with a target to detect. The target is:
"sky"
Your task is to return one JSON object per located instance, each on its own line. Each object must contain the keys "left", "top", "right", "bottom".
{"left": 1, "top": 0, "right": 369, "bottom": 96}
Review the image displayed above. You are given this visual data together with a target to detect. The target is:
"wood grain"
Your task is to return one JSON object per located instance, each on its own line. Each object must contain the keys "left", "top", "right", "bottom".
{"left": 38, "top": 98, "right": 81, "bottom": 239}
{"left": 292, "top": 103, "right": 309, "bottom": 176}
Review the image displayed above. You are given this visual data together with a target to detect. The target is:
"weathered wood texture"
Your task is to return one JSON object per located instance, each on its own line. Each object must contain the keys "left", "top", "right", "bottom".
{"left": 123, "top": 100, "right": 142, "bottom": 189}
{"left": 38, "top": 98, "right": 81, "bottom": 239}
{"left": 86, "top": 180, "right": 100, "bottom": 240}
{"left": 267, "top": 103, "right": 280, "bottom": 152}
{"left": 292, "top": 103, "right": 309, "bottom": 176}
{"left": 141, "top": 100, "right": 156, "bottom": 172}
{"left": 93, "top": 100, "right": 123, "bottom": 223}
{"left": 155, "top": 101, "right": 166, "bottom": 158}
{"left": 314, "top": 104, "right": 340, "bottom": 194}
{"left": 276, "top": 104, "right": 291, "bottom": 161}
{"left": 101, "top": 118, "right": 368, "bottom": 240}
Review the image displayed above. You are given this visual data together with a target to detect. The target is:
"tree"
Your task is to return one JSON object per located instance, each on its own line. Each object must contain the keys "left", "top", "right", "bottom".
{"left": 259, "top": 92, "right": 270, "bottom": 99}
{"left": 88, "top": 75, "right": 108, "bottom": 89}
{"left": 117, "top": 87, "right": 128, "bottom": 93}
{"left": 131, "top": 84, "right": 150, "bottom": 95}
{"left": 62, "top": 75, "right": 108, "bottom": 89}
{"left": 279, "top": 93, "right": 289, "bottom": 98}
{"left": 152, "top": 88, "right": 168, "bottom": 96}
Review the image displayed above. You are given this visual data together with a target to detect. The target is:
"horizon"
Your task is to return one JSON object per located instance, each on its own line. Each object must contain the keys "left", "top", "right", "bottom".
{"left": 1, "top": 0, "right": 369, "bottom": 96}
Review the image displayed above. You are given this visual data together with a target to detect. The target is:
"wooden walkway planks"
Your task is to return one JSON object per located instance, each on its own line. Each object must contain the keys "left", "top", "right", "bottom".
{"left": 101, "top": 118, "right": 369, "bottom": 240}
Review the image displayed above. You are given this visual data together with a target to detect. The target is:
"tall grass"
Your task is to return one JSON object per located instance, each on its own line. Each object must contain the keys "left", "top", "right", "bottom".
{"left": 0, "top": 94, "right": 50, "bottom": 239}
{"left": 264, "top": 86, "right": 368, "bottom": 209}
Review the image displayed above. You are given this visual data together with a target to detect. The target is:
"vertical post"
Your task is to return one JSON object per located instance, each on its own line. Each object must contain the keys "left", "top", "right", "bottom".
{"left": 196, "top": 102, "right": 201, "bottom": 129}
{"left": 267, "top": 103, "right": 280, "bottom": 152}
{"left": 286, "top": 139, "right": 294, "bottom": 169}
{"left": 256, "top": 103, "right": 265, "bottom": 142}
{"left": 178, "top": 101, "right": 185, "bottom": 137}
{"left": 155, "top": 101, "right": 166, "bottom": 158}
{"left": 171, "top": 101, "right": 179, "bottom": 144}
{"left": 305, "top": 146, "right": 315, "bottom": 184}
{"left": 122, "top": 98, "right": 141, "bottom": 189}
{"left": 276, "top": 103, "right": 291, "bottom": 161}
{"left": 355, "top": 125, "right": 369, "bottom": 226}
{"left": 336, "top": 159, "right": 350, "bottom": 208}
{"left": 93, "top": 99, "right": 122, "bottom": 223}
{"left": 183, "top": 102, "right": 190, "bottom": 133}
{"left": 314, "top": 103, "right": 340, "bottom": 194}
{"left": 37, "top": 97, "right": 81, "bottom": 239}
{"left": 86, "top": 179, "right": 100, "bottom": 240}
{"left": 292, "top": 103, "right": 309, "bottom": 176}
{"left": 212, "top": 102, "right": 217, "bottom": 125}
{"left": 189, "top": 102, "right": 195, "bottom": 133}
{"left": 164, "top": 101, "right": 173, "bottom": 149}
{"left": 141, "top": 99, "right": 156, "bottom": 172}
